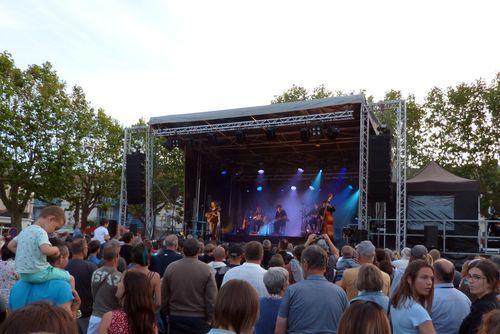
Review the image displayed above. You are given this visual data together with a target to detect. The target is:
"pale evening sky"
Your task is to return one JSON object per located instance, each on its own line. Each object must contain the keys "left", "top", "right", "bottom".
{"left": 1, "top": 0, "right": 498, "bottom": 125}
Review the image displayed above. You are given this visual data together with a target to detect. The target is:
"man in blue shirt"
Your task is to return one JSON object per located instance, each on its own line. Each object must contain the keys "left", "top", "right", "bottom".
{"left": 275, "top": 245, "right": 349, "bottom": 334}
{"left": 431, "top": 259, "right": 471, "bottom": 334}
{"left": 9, "top": 279, "right": 77, "bottom": 317}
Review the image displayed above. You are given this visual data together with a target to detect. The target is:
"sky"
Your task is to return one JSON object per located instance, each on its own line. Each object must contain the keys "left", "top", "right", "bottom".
{"left": 1, "top": 0, "right": 499, "bottom": 126}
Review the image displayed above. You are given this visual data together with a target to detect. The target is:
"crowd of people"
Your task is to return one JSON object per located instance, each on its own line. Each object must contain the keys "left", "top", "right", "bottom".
{"left": 0, "top": 205, "right": 498, "bottom": 334}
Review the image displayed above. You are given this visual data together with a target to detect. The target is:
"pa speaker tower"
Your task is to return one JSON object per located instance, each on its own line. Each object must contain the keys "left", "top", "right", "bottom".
{"left": 126, "top": 152, "right": 146, "bottom": 204}
{"left": 368, "top": 133, "right": 392, "bottom": 202}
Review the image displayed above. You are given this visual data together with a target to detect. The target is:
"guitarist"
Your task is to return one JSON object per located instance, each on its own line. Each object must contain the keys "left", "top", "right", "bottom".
{"left": 204, "top": 201, "right": 221, "bottom": 241}
{"left": 318, "top": 194, "right": 335, "bottom": 240}
{"left": 252, "top": 206, "right": 265, "bottom": 233}
{"left": 274, "top": 205, "right": 288, "bottom": 235}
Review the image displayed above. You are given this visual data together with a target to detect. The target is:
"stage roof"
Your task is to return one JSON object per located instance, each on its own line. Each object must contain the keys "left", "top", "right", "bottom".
{"left": 149, "top": 94, "right": 364, "bottom": 125}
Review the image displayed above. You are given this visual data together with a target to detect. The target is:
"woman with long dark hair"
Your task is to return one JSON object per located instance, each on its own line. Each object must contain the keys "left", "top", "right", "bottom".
{"left": 99, "top": 271, "right": 157, "bottom": 334}
{"left": 390, "top": 259, "right": 436, "bottom": 334}
{"left": 128, "top": 242, "right": 161, "bottom": 309}
{"left": 459, "top": 259, "right": 499, "bottom": 334}
{"left": 338, "top": 300, "right": 391, "bottom": 334}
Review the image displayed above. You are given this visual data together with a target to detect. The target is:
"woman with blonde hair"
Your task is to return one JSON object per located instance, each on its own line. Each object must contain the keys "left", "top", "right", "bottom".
{"left": 351, "top": 264, "right": 390, "bottom": 312}
{"left": 209, "top": 279, "right": 259, "bottom": 334}
{"left": 390, "top": 259, "right": 436, "bottom": 334}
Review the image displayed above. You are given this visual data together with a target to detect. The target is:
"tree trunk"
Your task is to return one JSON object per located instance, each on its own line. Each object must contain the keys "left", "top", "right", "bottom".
{"left": 11, "top": 204, "right": 24, "bottom": 232}
{"left": 73, "top": 201, "right": 81, "bottom": 227}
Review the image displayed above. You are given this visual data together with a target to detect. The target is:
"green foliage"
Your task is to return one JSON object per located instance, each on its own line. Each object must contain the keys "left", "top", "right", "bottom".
{"left": 271, "top": 84, "right": 333, "bottom": 104}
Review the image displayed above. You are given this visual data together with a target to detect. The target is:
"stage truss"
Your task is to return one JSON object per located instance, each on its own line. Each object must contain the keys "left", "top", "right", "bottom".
{"left": 119, "top": 99, "right": 407, "bottom": 249}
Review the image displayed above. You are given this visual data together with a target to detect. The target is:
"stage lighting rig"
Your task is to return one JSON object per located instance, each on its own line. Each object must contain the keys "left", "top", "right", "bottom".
{"left": 327, "top": 126, "right": 340, "bottom": 140}
{"left": 163, "top": 137, "right": 180, "bottom": 151}
{"left": 265, "top": 127, "right": 277, "bottom": 140}
{"left": 207, "top": 133, "right": 219, "bottom": 145}
{"left": 312, "top": 124, "right": 322, "bottom": 137}
{"left": 235, "top": 130, "right": 246, "bottom": 144}
{"left": 300, "top": 128, "right": 310, "bottom": 143}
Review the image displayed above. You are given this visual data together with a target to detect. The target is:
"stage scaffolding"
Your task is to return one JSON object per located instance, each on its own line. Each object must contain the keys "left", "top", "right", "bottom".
{"left": 118, "top": 97, "right": 408, "bottom": 248}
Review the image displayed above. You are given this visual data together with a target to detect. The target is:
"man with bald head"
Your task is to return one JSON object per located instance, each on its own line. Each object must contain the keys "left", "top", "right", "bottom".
{"left": 431, "top": 258, "right": 471, "bottom": 334}
{"left": 150, "top": 234, "right": 182, "bottom": 278}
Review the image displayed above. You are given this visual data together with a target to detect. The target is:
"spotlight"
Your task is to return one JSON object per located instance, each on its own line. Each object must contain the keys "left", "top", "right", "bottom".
{"left": 290, "top": 186, "right": 297, "bottom": 191}
{"left": 163, "top": 137, "right": 180, "bottom": 150}
{"left": 348, "top": 185, "right": 353, "bottom": 190}
{"left": 257, "top": 186, "right": 263, "bottom": 192}
{"left": 265, "top": 127, "right": 277, "bottom": 140}
{"left": 235, "top": 130, "right": 246, "bottom": 144}
{"left": 258, "top": 169, "right": 264, "bottom": 175}
{"left": 309, "top": 185, "right": 315, "bottom": 190}
{"left": 246, "top": 189, "right": 250, "bottom": 193}
{"left": 300, "top": 128, "right": 310, "bottom": 143}
{"left": 297, "top": 168, "right": 304, "bottom": 173}
{"left": 327, "top": 126, "right": 340, "bottom": 140}
{"left": 220, "top": 170, "right": 228, "bottom": 176}
{"left": 312, "top": 124, "right": 322, "bottom": 137}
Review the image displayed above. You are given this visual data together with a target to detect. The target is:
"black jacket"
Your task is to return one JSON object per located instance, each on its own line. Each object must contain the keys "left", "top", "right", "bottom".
{"left": 459, "top": 292, "right": 498, "bottom": 334}
{"left": 149, "top": 249, "right": 183, "bottom": 278}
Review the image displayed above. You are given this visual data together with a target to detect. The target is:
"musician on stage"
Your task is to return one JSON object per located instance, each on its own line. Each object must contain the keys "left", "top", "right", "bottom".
{"left": 274, "top": 205, "right": 288, "bottom": 235}
{"left": 252, "top": 206, "right": 265, "bottom": 233}
{"left": 318, "top": 194, "right": 335, "bottom": 239}
{"left": 204, "top": 201, "right": 221, "bottom": 240}
{"left": 306, "top": 203, "right": 321, "bottom": 233}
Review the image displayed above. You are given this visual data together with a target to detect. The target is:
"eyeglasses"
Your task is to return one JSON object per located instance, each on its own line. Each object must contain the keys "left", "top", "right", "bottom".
{"left": 466, "top": 274, "right": 487, "bottom": 282}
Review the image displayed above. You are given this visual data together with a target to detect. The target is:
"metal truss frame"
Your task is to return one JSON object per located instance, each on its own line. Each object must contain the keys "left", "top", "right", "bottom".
{"left": 358, "top": 102, "right": 369, "bottom": 230}
{"left": 364, "top": 100, "right": 407, "bottom": 252}
{"left": 153, "top": 110, "right": 354, "bottom": 137}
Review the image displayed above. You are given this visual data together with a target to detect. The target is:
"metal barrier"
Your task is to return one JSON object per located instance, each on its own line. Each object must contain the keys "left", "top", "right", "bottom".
{"left": 368, "top": 218, "right": 500, "bottom": 255}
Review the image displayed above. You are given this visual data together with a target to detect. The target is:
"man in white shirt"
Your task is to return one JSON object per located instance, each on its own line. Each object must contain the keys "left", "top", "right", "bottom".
{"left": 392, "top": 247, "right": 410, "bottom": 271}
{"left": 221, "top": 241, "right": 268, "bottom": 297}
{"left": 92, "top": 220, "right": 110, "bottom": 245}
{"left": 207, "top": 246, "right": 227, "bottom": 272}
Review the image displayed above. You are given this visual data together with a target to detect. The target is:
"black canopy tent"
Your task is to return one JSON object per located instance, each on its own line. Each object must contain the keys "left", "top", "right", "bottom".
{"left": 405, "top": 161, "right": 480, "bottom": 251}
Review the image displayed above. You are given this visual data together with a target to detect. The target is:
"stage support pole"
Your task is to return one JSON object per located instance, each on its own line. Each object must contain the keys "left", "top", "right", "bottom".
{"left": 193, "top": 152, "right": 202, "bottom": 236}
{"left": 118, "top": 128, "right": 130, "bottom": 226}
{"left": 145, "top": 126, "right": 154, "bottom": 239}
{"left": 395, "top": 100, "right": 407, "bottom": 252}
{"left": 358, "top": 102, "right": 369, "bottom": 230}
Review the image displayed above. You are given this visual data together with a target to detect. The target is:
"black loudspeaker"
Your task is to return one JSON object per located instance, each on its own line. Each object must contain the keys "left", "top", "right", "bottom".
{"left": 129, "top": 223, "right": 137, "bottom": 235}
{"left": 126, "top": 152, "right": 145, "bottom": 204}
{"left": 368, "top": 133, "right": 392, "bottom": 202}
{"left": 108, "top": 220, "right": 117, "bottom": 238}
{"left": 424, "top": 225, "right": 439, "bottom": 250}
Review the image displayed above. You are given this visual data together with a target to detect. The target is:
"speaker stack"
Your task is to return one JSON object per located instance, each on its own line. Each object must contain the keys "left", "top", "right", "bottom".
{"left": 368, "top": 133, "right": 392, "bottom": 202}
{"left": 126, "top": 152, "right": 146, "bottom": 204}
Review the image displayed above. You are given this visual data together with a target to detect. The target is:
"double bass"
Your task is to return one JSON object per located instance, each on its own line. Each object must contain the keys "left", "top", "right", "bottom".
{"left": 320, "top": 193, "right": 335, "bottom": 240}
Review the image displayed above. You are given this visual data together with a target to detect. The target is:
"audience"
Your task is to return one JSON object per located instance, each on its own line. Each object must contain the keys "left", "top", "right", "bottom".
{"left": 0, "top": 301, "right": 77, "bottom": 334}
{"left": 119, "top": 232, "right": 134, "bottom": 265}
{"left": 351, "top": 264, "right": 390, "bottom": 312}
{"left": 208, "top": 279, "right": 259, "bottom": 334}
{"left": 87, "top": 240, "right": 102, "bottom": 266}
{"left": 459, "top": 259, "right": 499, "bottom": 334}
{"left": 255, "top": 267, "right": 289, "bottom": 334}
{"left": 268, "top": 253, "right": 285, "bottom": 268}
{"left": 199, "top": 243, "right": 216, "bottom": 263}
{"left": 261, "top": 239, "right": 274, "bottom": 269}
{"left": 390, "top": 244, "right": 429, "bottom": 296}
{"left": 392, "top": 247, "right": 411, "bottom": 270}
{"left": 277, "top": 239, "right": 293, "bottom": 265}
{"left": 477, "top": 309, "right": 500, "bottom": 334}
{"left": 162, "top": 238, "right": 217, "bottom": 334}
{"left": 337, "top": 240, "right": 390, "bottom": 300}
{"left": 88, "top": 244, "right": 122, "bottom": 334}
{"left": 222, "top": 241, "right": 268, "bottom": 297}
{"left": 149, "top": 234, "right": 182, "bottom": 277}
{"left": 92, "top": 219, "right": 110, "bottom": 246}
{"left": 275, "top": 245, "right": 348, "bottom": 334}
{"left": 431, "top": 258, "right": 471, "bottom": 334}
{"left": 99, "top": 270, "right": 157, "bottom": 334}
{"left": 375, "top": 248, "right": 394, "bottom": 279}
{"left": 66, "top": 238, "right": 97, "bottom": 333}
{"left": 0, "top": 240, "right": 18, "bottom": 304}
{"left": 338, "top": 300, "right": 391, "bottom": 334}
{"left": 334, "top": 245, "right": 358, "bottom": 282}
{"left": 128, "top": 242, "right": 161, "bottom": 309}
{"left": 286, "top": 245, "right": 304, "bottom": 283}
{"left": 390, "top": 259, "right": 436, "bottom": 334}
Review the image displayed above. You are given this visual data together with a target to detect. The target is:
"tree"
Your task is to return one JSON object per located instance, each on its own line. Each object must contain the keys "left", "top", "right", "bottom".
{"left": 0, "top": 52, "right": 80, "bottom": 230}
{"left": 271, "top": 84, "right": 333, "bottom": 104}
{"left": 63, "top": 87, "right": 123, "bottom": 229}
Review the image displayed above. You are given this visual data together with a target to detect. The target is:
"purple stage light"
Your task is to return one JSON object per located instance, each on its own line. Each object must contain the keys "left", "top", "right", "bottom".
{"left": 258, "top": 169, "right": 264, "bottom": 175}
{"left": 297, "top": 168, "right": 304, "bottom": 173}
{"left": 309, "top": 185, "right": 315, "bottom": 190}
{"left": 290, "top": 186, "right": 297, "bottom": 191}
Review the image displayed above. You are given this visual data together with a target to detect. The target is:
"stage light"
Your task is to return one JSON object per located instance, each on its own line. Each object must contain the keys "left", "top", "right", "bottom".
{"left": 290, "top": 186, "right": 297, "bottom": 191}
{"left": 220, "top": 170, "right": 228, "bottom": 176}
{"left": 246, "top": 189, "right": 250, "bottom": 193}
{"left": 348, "top": 185, "right": 353, "bottom": 190}
{"left": 163, "top": 137, "right": 180, "bottom": 151}
{"left": 257, "top": 186, "right": 263, "bottom": 192}
{"left": 297, "top": 168, "right": 304, "bottom": 173}
{"left": 327, "top": 126, "right": 340, "bottom": 140}
{"left": 309, "top": 185, "right": 315, "bottom": 190}
{"left": 235, "top": 130, "right": 246, "bottom": 144}
{"left": 265, "top": 127, "right": 277, "bottom": 140}
{"left": 312, "top": 124, "right": 322, "bottom": 137}
{"left": 258, "top": 169, "right": 264, "bottom": 175}
{"left": 300, "top": 128, "right": 310, "bottom": 143}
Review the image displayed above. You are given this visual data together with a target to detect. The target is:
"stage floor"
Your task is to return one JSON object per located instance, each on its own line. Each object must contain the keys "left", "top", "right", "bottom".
{"left": 221, "top": 233, "right": 306, "bottom": 245}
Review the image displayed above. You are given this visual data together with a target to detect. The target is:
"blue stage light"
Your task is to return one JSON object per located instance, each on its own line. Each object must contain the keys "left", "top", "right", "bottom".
{"left": 348, "top": 185, "right": 353, "bottom": 190}
{"left": 290, "top": 186, "right": 297, "bottom": 191}
{"left": 257, "top": 186, "right": 263, "bottom": 192}
{"left": 258, "top": 169, "right": 264, "bottom": 175}
{"left": 309, "top": 185, "right": 315, "bottom": 190}
{"left": 220, "top": 170, "right": 228, "bottom": 175}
